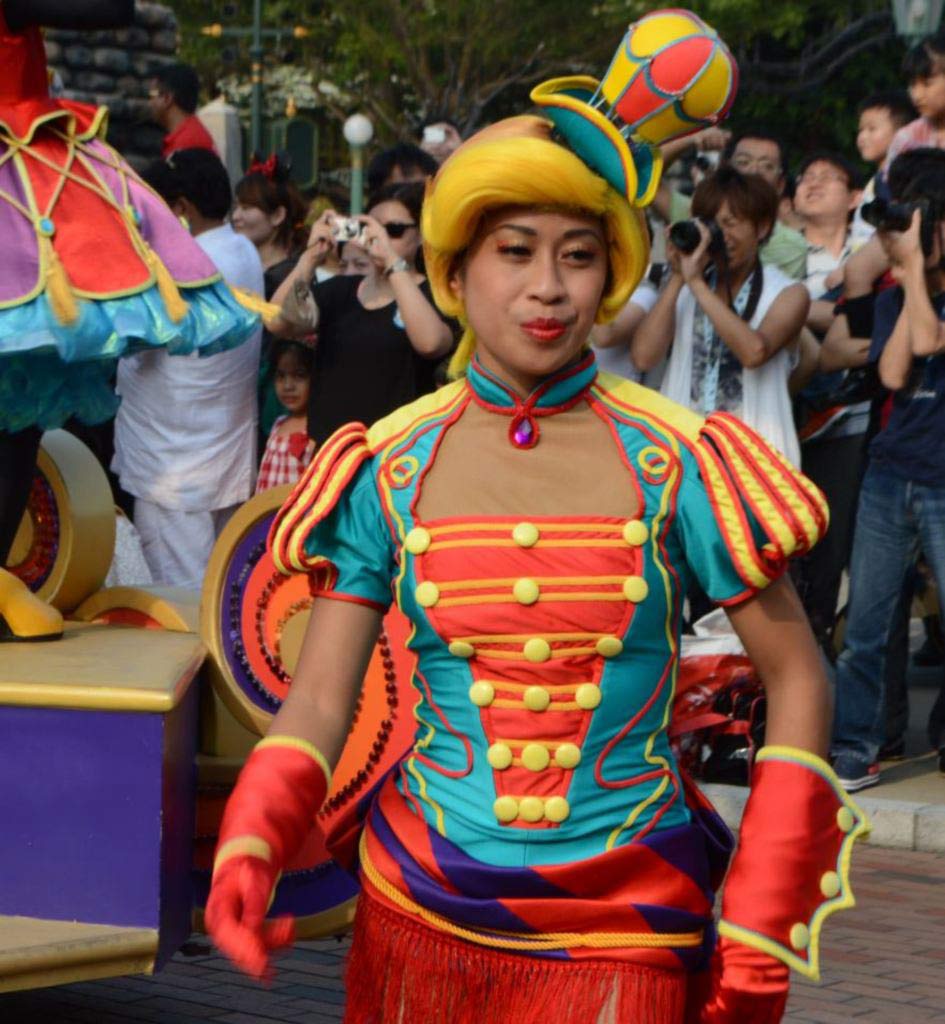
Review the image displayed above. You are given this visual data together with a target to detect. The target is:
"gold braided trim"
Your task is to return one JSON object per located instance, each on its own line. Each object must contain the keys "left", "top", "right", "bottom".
{"left": 359, "top": 835, "right": 703, "bottom": 952}
{"left": 213, "top": 835, "right": 273, "bottom": 875}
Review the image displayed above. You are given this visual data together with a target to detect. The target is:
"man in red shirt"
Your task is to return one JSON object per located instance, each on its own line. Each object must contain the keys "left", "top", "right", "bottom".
{"left": 148, "top": 63, "right": 217, "bottom": 158}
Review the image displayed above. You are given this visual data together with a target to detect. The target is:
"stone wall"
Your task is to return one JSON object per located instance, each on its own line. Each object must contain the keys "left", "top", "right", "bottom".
{"left": 44, "top": 3, "right": 179, "bottom": 168}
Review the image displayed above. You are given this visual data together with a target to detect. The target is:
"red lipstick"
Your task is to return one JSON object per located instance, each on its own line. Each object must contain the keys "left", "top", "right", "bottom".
{"left": 522, "top": 318, "right": 567, "bottom": 342}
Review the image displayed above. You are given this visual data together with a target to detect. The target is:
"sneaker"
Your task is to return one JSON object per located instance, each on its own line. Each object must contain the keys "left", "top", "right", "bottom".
{"left": 834, "top": 759, "right": 880, "bottom": 793}
{"left": 879, "top": 737, "right": 906, "bottom": 761}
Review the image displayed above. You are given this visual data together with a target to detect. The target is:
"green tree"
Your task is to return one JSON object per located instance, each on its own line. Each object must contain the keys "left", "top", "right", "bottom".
{"left": 174, "top": 0, "right": 913, "bottom": 166}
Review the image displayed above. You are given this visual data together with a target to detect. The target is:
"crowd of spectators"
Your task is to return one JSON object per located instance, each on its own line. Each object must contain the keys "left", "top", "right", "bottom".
{"left": 89, "top": 38, "right": 945, "bottom": 791}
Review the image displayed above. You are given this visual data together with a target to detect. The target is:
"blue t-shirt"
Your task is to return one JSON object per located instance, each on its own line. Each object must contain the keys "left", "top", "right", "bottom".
{"left": 869, "top": 286, "right": 945, "bottom": 485}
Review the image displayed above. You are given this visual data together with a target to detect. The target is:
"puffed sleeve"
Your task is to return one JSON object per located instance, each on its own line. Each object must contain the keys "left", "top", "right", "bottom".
{"left": 268, "top": 423, "right": 393, "bottom": 611}
{"left": 675, "top": 412, "right": 828, "bottom": 605}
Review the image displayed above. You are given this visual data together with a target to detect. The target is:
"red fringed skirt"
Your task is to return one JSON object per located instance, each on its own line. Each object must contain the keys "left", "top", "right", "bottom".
{"left": 344, "top": 887, "right": 697, "bottom": 1024}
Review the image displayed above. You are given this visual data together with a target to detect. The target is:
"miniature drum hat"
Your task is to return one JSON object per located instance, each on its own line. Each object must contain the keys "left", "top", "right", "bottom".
{"left": 531, "top": 8, "right": 737, "bottom": 207}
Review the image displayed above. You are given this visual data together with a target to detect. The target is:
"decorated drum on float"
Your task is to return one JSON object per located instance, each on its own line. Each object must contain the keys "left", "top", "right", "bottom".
{"left": 196, "top": 486, "right": 415, "bottom": 938}
{"left": 9, "top": 429, "right": 114, "bottom": 613}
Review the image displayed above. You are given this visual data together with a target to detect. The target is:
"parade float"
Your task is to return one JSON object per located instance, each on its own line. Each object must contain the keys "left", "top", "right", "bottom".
{"left": 0, "top": 432, "right": 416, "bottom": 991}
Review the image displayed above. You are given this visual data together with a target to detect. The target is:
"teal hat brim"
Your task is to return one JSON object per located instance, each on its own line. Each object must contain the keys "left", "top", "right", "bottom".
{"left": 531, "top": 77, "right": 661, "bottom": 207}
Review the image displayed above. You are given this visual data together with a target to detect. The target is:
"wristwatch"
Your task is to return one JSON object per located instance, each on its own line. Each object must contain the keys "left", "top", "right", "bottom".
{"left": 384, "top": 257, "right": 411, "bottom": 278}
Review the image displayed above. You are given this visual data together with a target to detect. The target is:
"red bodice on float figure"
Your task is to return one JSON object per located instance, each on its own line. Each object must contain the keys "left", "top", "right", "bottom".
{"left": 0, "top": 8, "right": 257, "bottom": 433}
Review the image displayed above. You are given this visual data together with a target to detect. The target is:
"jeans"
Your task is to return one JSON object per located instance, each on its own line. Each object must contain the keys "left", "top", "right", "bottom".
{"left": 832, "top": 465, "right": 945, "bottom": 769}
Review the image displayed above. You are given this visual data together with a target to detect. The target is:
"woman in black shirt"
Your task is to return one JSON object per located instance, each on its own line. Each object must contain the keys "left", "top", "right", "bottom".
{"left": 271, "top": 182, "right": 454, "bottom": 445}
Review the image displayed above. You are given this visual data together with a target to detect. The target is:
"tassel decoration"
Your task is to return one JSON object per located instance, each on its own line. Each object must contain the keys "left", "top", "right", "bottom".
{"left": 145, "top": 245, "right": 189, "bottom": 323}
{"left": 230, "top": 285, "right": 281, "bottom": 325}
{"left": 42, "top": 237, "right": 79, "bottom": 325}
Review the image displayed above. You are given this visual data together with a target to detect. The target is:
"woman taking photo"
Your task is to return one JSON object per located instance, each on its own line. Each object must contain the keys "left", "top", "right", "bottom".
{"left": 271, "top": 181, "right": 454, "bottom": 445}
{"left": 205, "top": 15, "right": 867, "bottom": 1022}
{"left": 232, "top": 155, "right": 310, "bottom": 447}
{"left": 633, "top": 168, "right": 810, "bottom": 466}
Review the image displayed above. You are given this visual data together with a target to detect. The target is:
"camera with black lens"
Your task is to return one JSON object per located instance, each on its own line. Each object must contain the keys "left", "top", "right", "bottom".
{"left": 669, "top": 218, "right": 726, "bottom": 258}
{"left": 861, "top": 197, "right": 935, "bottom": 255}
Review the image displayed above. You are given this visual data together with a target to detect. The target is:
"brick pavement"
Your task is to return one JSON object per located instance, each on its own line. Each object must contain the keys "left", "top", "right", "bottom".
{"left": 2, "top": 846, "right": 944, "bottom": 1023}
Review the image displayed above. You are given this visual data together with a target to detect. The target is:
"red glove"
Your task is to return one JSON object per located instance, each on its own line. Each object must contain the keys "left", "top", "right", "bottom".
{"left": 698, "top": 936, "right": 788, "bottom": 1024}
{"left": 204, "top": 736, "right": 331, "bottom": 980}
{"left": 695, "top": 746, "right": 869, "bottom": 1022}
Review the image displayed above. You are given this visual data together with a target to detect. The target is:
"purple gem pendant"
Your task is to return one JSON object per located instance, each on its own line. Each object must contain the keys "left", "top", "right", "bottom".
{"left": 510, "top": 413, "right": 539, "bottom": 449}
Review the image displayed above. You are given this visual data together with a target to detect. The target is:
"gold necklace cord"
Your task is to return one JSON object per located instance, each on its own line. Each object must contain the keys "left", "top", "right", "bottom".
{"left": 359, "top": 837, "right": 703, "bottom": 951}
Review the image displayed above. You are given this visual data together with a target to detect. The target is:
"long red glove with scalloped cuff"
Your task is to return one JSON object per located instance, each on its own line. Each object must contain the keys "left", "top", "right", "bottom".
{"left": 204, "top": 736, "right": 331, "bottom": 980}
{"left": 694, "top": 745, "right": 870, "bottom": 1024}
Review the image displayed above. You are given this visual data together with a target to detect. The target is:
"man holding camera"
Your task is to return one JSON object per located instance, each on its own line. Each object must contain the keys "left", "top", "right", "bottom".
{"left": 831, "top": 148, "right": 945, "bottom": 790}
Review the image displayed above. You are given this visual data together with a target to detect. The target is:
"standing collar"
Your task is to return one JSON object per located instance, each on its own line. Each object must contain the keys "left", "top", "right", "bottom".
{"left": 465, "top": 351, "right": 598, "bottom": 449}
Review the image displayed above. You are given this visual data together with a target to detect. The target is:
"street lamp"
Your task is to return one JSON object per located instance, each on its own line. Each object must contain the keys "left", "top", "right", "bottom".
{"left": 891, "top": 0, "right": 944, "bottom": 41}
{"left": 343, "top": 113, "right": 374, "bottom": 216}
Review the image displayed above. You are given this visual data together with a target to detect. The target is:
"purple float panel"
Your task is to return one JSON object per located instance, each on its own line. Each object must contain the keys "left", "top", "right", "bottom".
{"left": 0, "top": 684, "right": 198, "bottom": 970}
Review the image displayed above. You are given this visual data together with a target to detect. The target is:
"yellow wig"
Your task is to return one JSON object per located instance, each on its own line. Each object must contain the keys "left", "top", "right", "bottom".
{"left": 421, "top": 116, "right": 650, "bottom": 378}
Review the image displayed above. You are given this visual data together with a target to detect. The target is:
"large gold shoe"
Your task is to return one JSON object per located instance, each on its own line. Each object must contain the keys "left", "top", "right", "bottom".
{"left": 0, "top": 567, "right": 64, "bottom": 641}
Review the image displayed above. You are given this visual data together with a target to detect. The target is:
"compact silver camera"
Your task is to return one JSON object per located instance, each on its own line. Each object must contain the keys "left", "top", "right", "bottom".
{"left": 330, "top": 216, "right": 364, "bottom": 244}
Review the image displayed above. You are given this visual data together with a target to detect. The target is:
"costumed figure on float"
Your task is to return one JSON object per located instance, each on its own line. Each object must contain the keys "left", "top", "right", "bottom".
{"left": 205, "top": 11, "right": 870, "bottom": 1022}
{"left": 0, "top": 0, "right": 259, "bottom": 641}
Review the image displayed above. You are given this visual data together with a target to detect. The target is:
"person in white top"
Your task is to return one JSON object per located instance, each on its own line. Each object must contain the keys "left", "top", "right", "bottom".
{"left": 113, "top": 149, "right": 264, "bottom": 589}
{"left": 632, "top": 167, "right": 810, "bottom": 466}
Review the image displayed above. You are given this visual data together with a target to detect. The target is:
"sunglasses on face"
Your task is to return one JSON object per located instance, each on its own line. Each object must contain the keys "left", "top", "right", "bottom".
{"left": 382, "top": 221, "right": 416, "bottom": 239}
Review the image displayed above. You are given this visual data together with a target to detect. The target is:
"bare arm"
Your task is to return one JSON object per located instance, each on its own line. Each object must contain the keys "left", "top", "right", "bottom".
{"left": 787, "top": 327, "right": 821, "bottom": 396}
{"left": 842, "top": 234, "right": 889, "bottom": 299}
{"left": 592, "top": 296, "right": 652, "bottom": 349}
{"left": 359, "top": 216, "right": 453, "bottom": 359}
{"left": 690, "top": 277, "right": 810, "bottom": 369}
{"left": 268, "top": 212, "right": 339, "bottom": 337}
{"left": 901, "top": 259, "right": 945, "bottom": 356}
{"left": 878, "top": 305, "right": 914, "bottom": 390}
{"left": 631, "top": 274, "right": 684, "bottom": 371}
{"left": 726, "top": 575, "right": 830, "bottom": 756}
{"left": 386, "top": 271, "right": 454, "bottom": 358}
{"left": 267, "top": 599, "right": 383, "bottom": 768}
{"left": 806, "top": 298, "right": 836, "bottom": 334}
{"left": 818, "top": 312, "right": 871, "bottom": 372}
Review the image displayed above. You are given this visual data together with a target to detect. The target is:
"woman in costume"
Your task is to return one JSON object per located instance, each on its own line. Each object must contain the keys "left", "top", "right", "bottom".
{"left": 205, "top": 12, "right": 869, "bottom": 1023}
{"left": 0, "top": 0, "right": 259, "bottom": 640}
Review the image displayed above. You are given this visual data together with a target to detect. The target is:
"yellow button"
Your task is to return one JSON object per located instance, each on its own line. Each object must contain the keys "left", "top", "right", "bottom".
{"left": 487, "top": 742, "right": 513, "bottom": 770}
{"left": 596, "top": 636, "right": 623, "bottom": 658}
{"left": 404, "top": 527, "right": 431, "bottom": 554}
{"left": 836, "top": 807, "right": 855, "bottom": 834}
{"left": 450, "top": 640, "right": 475, "bottom": 659}
{"left": 519, "top": 796, "right": 544, "bottom": 822}
{"left": 513, "top": 578, "right": 540, "bottom": 605}
{"left": 469, "top": 681, "right": 495, "bottom": 707}
{"left": 789, "top": 923, "right": 810, "bottom": 951}
{"left": 521, "top": 743, "right": 551, "bottom": 772}
{"left": 623, "top": 519, "right": 649, "bottom": 546}
{"left": 544, "top": 796, "right": 570, "bottom": 823}
{"left": 820, "top": 871, "right": 841, "bottom": 899}
{"left": 623, "top": 576, "right": 649, "bottom": 603}
{"left": 494, "top": 796, "right": 519, "bottom": 822}
{"left": 524, "top": 637, "right": 552, "bottom": 663}
{"left": 512, "top": 522, "right": 540, "bottom": 548}
{"left": 575, "top": 683, "right": 602, "bottom": 710}
{"left": 554, "top": 743, "right": 582, "bottom": 769}
{"left": 415, "top": 581, "right": 440, "bottom": 608}
{"left": 523, "top": 686, "right": 551, "bottom": 712}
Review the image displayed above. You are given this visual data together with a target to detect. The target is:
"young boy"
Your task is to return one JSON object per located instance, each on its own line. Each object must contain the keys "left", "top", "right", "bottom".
{"left": 831, "top": 148, "right": 945, "bottom": 791}
{"left": 850, "top": 92, "right": 916, "bottom": 245}
{"left": 885, "top": 31, "right": 945, "bottom": 168}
